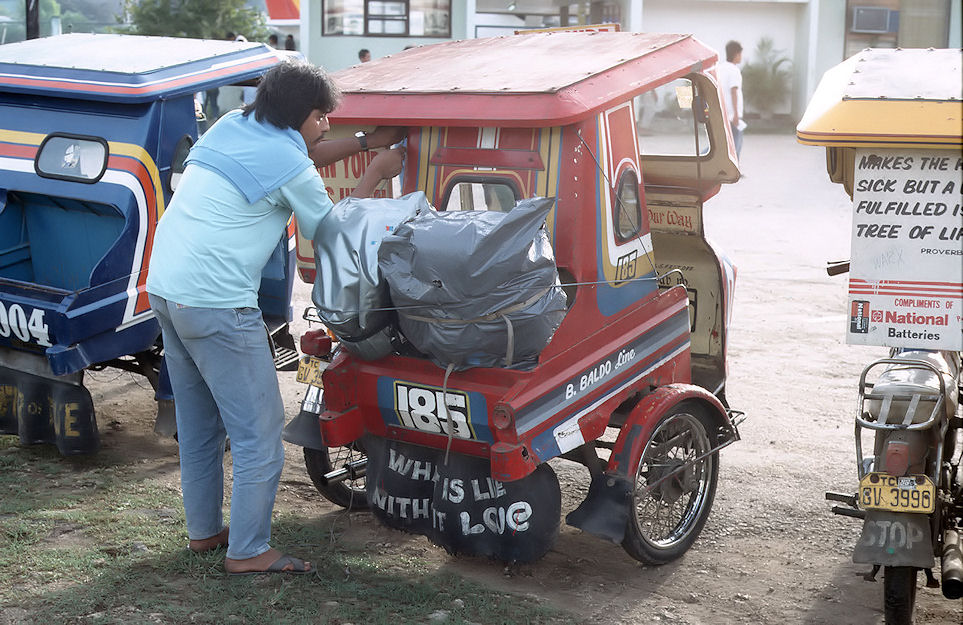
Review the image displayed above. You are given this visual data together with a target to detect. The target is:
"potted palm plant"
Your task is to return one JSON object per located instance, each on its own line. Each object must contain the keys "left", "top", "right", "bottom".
{"left": 742, "top": 37, "right": 792, "bottom": 121}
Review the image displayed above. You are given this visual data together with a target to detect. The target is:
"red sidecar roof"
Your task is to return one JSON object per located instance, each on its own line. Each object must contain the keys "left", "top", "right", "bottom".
{"left": 329, "top": 31, "right": 717, "bottom": 128}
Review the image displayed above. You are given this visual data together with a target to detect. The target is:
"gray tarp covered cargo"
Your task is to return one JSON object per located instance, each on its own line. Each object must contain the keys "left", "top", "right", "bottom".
{"left": 311, "top": 192, "right": 429, "bottom": 360}
{"left": 378, "top": 197, "right": 567, "bottom": 370}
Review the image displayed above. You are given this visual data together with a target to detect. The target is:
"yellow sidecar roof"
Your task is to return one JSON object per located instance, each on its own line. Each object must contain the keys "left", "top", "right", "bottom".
{"left": 797, "top": 48, "right": 962, "bottom": 149}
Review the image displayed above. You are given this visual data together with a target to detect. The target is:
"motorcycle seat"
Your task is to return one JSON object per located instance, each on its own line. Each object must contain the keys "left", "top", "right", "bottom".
{"left": 865, "top": 350, "right": 961, "bottom": 425}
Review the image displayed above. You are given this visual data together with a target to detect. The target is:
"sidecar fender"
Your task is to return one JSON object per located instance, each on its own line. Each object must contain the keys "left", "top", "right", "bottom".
{"left": 565, "top": 384, "right": 731, "bottom": 543}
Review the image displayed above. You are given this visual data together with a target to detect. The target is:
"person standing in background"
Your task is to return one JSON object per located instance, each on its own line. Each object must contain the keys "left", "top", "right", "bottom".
{"left": 358, "top": 48, "right": 371, "bottom": 63}
{"left": 284, "top": 34, "right": 296, "bottom": 51}
{"left": 717, "top": 40, "right": 745, "bottom": 161}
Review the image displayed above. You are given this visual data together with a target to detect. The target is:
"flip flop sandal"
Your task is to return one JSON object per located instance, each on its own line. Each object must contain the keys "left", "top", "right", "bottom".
{"left": 228, "top": 554, "right": 315, "bottom": 576}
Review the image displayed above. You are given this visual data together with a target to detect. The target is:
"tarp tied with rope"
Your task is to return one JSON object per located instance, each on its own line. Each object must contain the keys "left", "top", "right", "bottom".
{"left": 379, "top": 196, "right": 567, "bottom": 371}
{"left": 310, "top": 192, "right": 429, "bottom": 360}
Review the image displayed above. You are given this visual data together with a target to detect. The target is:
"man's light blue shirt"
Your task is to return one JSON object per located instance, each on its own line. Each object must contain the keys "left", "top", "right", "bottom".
{"left": 146, "top": 164, "right": 332, "bottom": 308}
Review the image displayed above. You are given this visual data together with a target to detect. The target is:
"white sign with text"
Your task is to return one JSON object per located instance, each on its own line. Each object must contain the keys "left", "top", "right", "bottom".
{"left": 847, "top": 148, "right": 962, "bottom": 350}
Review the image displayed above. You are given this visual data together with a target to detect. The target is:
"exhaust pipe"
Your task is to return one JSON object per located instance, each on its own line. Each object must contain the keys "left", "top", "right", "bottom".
{"left": 321, "top": 458, "right": 367, "bottom": 485}
{"left": 942, "top": 529, "right": 963, "bottom": 599}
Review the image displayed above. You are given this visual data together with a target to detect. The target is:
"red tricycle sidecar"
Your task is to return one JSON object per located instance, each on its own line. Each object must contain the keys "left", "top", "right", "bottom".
{"left": 286, "top": 30, "right": 744, "bottom": 564}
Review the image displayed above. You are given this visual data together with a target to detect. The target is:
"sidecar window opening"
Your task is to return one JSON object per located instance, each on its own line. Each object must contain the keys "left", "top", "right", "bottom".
{"left": 168, "top": 135, "right": 194, "bottom": 194}
{"left": 638, "top": 77, "right": 712, "bottom": 158}
{"left": 614, "top": 169, "right": 642, "bottom": 242}
{"left": 441, "top": 177, "right": 520, "bottom": 213}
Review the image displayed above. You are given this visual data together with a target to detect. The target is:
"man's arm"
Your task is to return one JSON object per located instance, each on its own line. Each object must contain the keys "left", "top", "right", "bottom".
{"left": 729, "top": 86, "right": 740, "bottom": 127}
{"left": 310, "top": 127, "right": 406, "bottom": 167}
{"left": 284, "top": 147, "right": 403, "bottom": 240}
{"left": 283, "top": 168, "right": 334, "bottom": 239}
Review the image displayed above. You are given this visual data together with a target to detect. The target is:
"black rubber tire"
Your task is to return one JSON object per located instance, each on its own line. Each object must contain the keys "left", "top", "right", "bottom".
{"left": 303, "top": 443, "right": 369, "bottom": 510}
{"left": 883, "top": 566, "right": 918, "bottom": 625}
{"left": 621, "top": 402, "right": 719, "bottom": 565}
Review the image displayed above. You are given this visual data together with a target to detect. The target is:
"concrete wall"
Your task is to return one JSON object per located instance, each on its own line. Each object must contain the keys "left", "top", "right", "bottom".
{"left": 639, "top": 0, "right": 806, "bottom": 117}
{"left": 951, "top": 0, "right": 962, "bottom": 48}
{"left": 786, "top": 0, "right": 847, "bottom": 122}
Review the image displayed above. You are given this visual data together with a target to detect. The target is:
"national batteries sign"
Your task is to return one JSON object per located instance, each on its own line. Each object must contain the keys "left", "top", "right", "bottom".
{"left": 848, "top": 148, "right": 962, "bottom": 350}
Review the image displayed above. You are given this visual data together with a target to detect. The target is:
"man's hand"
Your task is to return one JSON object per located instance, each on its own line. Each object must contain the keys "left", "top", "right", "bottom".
{"left": 368, "top": 146, "right": 405, "bottom": 179}
{"left": 349, "top": 146, "right": 405, "bottom": 198}
{"left": 366, "top": 127, "right": 407, "bottom": 150}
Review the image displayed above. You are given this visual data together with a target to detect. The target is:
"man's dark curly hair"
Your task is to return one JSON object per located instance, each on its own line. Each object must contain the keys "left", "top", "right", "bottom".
{"left": 243, "top": 60, "right": 341, "bottom": 129}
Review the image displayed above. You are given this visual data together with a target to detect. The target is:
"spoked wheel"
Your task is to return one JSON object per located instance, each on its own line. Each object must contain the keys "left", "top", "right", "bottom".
{"left": 883, "top": 566, "right": 918, "bottom": 625}
{"left": 622, "top": 402, "right": 719, "bottom": 565}
{"left": 303, "top": 442, "right": 369, "bottom": 510}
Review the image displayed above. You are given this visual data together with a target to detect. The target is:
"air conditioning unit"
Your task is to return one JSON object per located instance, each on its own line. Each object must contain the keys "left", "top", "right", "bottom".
{"left": 852, "top": 7, "right": 898, "bottom": 34}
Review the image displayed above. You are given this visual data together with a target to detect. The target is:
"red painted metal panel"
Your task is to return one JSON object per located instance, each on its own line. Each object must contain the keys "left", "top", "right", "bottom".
{"left": 513, "top": 286, "right": 690, "bottom": 412}
{"left": 317, "top": 284, "right": 693, "bottom": 481}
{"left": 428, "top": 147, "right": 544, "bottom": 170}
{"left": 428, "top": 127, "right": 542, "bottom": 206}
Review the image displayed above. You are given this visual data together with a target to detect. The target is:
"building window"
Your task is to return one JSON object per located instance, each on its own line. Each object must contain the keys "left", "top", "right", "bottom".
{"left": 323, "top": 1, "right": 451, "bottom": 37}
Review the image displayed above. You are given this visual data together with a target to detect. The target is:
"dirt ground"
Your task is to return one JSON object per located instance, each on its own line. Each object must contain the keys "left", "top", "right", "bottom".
{"left": 83, "top": 133, "right": 962, "bottom": 625}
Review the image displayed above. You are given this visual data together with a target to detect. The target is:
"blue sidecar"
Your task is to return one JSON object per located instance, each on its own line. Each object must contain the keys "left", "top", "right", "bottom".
{"left": 0, "top": 34, "right": 300, "bottom": 454}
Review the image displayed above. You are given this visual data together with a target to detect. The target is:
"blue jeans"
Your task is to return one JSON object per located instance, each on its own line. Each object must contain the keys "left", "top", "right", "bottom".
{"left": 732, "top": 126, "right": 744, "bottom": 160}
{"left": 149, "top": 294, "right": 285, "bottom": 560}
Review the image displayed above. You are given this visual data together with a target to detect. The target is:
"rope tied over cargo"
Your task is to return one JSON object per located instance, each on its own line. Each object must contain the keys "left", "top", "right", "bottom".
{"left": 314, "top": 275, "right": 662, "bottom": 317}
{"left": 441, "top": 362, "right": 456, "bottom": 464}
{"left": 405, "top": 288, "right": 554, "bottom": 464}
{"left": 398, "top": 284, "right": 553, "bottom": 369}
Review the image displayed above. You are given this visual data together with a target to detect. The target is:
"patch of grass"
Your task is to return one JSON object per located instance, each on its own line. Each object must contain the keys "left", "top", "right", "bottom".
{"left": 0, "top": 442, "right": 572, "bottom": 625}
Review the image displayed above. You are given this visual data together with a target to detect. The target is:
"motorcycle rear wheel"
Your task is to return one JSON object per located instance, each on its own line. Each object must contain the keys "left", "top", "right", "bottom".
{"left": 303, "top": 443, "right": 369, "bottom": 510}
{"left": 621, "top": 402, "right": 719, "bottom": 565}
{"left": 883, "top": 566, "right": 918, "bottom": 625}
